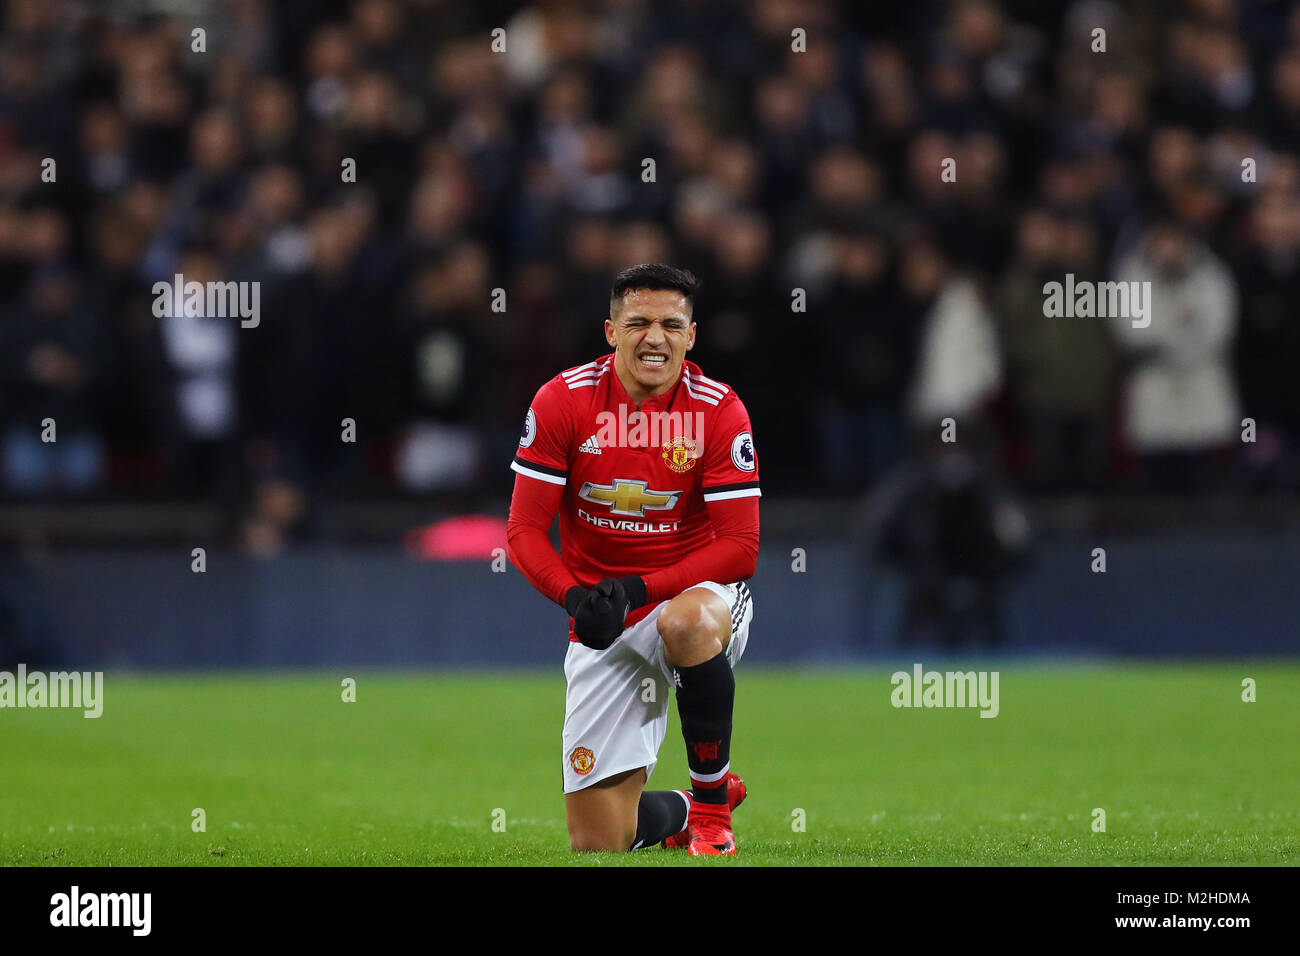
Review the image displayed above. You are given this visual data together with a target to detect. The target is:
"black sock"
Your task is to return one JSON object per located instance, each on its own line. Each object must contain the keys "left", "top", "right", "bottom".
{"left": 674, "top": 651, "right": 734, "bottom": 805}
{"left": 629, "top": 790, "right": 690, "bottom": 850}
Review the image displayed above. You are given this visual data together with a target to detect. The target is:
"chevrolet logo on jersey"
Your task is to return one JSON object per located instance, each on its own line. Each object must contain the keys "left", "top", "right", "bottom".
{"left": 578, "top": 479, "right": 681, "bottom": 517}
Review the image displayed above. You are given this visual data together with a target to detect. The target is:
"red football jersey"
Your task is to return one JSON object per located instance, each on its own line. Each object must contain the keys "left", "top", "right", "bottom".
{"left": 509, "top": 354, "right": 761, "bottom": 631}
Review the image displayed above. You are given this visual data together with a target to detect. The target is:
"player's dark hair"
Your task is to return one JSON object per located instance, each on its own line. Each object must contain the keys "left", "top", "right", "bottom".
{"left": 610, "top": 263, "right": 701, "bottom": 310}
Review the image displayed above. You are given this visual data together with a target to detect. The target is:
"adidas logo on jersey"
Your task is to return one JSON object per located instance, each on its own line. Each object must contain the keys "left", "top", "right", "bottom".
{"left": 579, "top": 435, "right": 602, "bottom": 455}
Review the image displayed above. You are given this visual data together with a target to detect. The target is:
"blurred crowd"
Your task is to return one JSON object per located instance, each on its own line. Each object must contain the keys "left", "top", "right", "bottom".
{"left": 3, "top": 0, "right": 1300, "bottom": 543}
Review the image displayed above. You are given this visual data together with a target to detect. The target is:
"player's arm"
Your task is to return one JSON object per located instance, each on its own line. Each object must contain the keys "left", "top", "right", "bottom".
{"left": 507, "top": 463, "right": 631, "bottom": 646}
{"left": 504, "top": 383, "right": 586, "bottom": 616}
{"left": 506, "top": 474, "right": 585, "bottom": 613}
{"left": 640, "top": 494, "right": 759, "bottom": 603}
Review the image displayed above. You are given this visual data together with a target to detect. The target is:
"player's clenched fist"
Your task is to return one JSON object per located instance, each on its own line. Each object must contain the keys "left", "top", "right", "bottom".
{"left": 564, "top": 577, "right": 648, "bottom": 650}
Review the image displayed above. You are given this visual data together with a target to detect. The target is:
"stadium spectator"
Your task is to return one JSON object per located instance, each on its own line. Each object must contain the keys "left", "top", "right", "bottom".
{"left": 1111, "top": 220, "right": 1241, "bottom": 492}
{"left": 1229, "top": 184, "right": 1300, "bottom": 488}
{"left": 905, "top": 236, "right": 1002, "bottom": 428}
{"left": 154, "top": 245, "right": 240, "bottom": 499}
{"left": 998, "top": 208, "right": 1116, "bottom": 492}
{"left": 1, "top": 266, "right": 103, "bottom": 494}
{"left": 812, "top": 224, "right": 916, "bottom": 490}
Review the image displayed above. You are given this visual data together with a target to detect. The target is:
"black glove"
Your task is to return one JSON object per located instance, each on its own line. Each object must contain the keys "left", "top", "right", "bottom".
{"left": 564, "top": 586, "right": 589, "bottom": 618}
{"left": 568, "top": 576, "right": 648, "bottom": 650}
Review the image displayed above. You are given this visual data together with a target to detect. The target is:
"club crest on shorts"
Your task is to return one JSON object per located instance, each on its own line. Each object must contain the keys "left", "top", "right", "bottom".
{"left": 570, "top": 746, "right": 596, "bottom": 776}
{"left": 661, "top": 435, "right": 698, "bottom": 474}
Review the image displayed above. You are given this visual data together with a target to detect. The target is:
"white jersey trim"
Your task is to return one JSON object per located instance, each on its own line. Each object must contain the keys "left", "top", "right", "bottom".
{"left": 510, "top": 460, "right": 567, "bottom": 486}
{"left": 692, "top": 372, "right": 729, "bottom": 394}
{"left": 566, "top": 366, "right": 610, "bottom": 389}
{"left": 702, "top": 487, "right": 762, "bottom": 502}
{"left": 683, "top": 373, "right": 726, "bottom": 399}
{"left": 684, "top": 386, "right": 721, "bottom": 405}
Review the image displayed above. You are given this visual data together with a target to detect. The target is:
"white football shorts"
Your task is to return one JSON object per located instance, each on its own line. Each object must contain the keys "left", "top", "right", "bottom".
{"left": 561, "top": 580, "right": 753, "bottom": 793}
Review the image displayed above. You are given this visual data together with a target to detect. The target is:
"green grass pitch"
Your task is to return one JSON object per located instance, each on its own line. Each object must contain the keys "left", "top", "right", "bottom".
{"left": 2, "top": 664, "right": 1297, "bottom": 865}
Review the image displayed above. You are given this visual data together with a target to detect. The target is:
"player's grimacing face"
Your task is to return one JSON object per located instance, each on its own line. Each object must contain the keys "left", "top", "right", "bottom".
{"left": 605, "top": 288, "right": 696, "bottom": 395}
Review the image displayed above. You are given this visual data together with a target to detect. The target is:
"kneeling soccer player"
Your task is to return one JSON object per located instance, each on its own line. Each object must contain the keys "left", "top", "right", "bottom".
{"left": 506, "top": 264, "right": 760, "bottom": 855}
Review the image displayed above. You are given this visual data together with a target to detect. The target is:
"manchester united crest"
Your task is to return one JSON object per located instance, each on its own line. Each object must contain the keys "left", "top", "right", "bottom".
{"left": 661, "top": 436, "right": 699, "bottom": 473}
{"left": 570, "top": 746, "right": 595, "bottom": 776}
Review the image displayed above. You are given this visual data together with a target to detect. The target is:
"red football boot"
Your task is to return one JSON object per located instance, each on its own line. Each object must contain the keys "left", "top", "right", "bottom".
{"left": 685, "top": 799, "right": 736, "bottom": 856}
{"left": 662, "top": 772, "right": 746, "bottom": 850}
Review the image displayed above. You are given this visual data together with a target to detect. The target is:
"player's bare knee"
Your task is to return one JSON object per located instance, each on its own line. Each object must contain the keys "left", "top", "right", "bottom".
{"left": 658, "top": 592, "right": 729, "bottom": 665}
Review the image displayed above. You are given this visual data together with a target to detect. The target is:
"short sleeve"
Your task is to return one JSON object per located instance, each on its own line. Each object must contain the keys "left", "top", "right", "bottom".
{"left": 701, "top": 393, "right": 761, "bottom": 503}
{"left": 510, "top": 378, "right": 574, "bottom": 486}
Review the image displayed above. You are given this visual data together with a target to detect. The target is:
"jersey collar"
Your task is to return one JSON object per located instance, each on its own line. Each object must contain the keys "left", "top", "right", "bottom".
{"left": 608, "top": 353, "right": 686, "bottom": 411}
